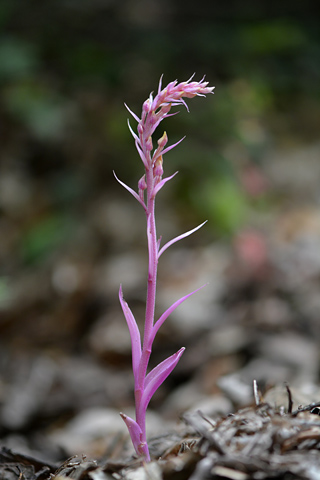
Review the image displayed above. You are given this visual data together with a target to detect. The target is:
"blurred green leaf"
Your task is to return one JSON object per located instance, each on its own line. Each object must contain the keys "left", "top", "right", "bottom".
{"left": 240, "top": 21, "right": 306, "bottom": 54}
{"left": 4, "top": 82, "right": 70, "bottom": 140}
{"left": 20, "top": 214, "right": 75, "bottom": 265}
{"left": 0, "top": 37, "right": 39, "bottom": 81}
{"left": 196, "top": 177, "right": 248, "bottom": 235}
{"left": 0, "top": 277, "right": 10, "bottom": 309}
{"left": 61, "top": 42, "right": 120, "bottom": 84}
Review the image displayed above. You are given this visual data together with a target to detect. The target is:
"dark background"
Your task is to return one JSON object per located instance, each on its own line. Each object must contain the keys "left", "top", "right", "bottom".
{"left": 0, "top": 0, "right": 320, "bottom": 461}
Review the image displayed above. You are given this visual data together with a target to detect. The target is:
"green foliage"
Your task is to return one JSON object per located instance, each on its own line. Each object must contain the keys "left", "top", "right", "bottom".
{"left": 20, "top": 214, "right": 75, "bottom": 265}
{"left": 4, "top": 82, "right": 69, "bottom": 140}
{"left": 0, "top": 37, "right": 39, "bottom": 81}
{"left": 194, "top": 176, "right": 248, "bottom": 236}
{"left": 0, "top": 0, "right": 319, "bottom": 252}
{"left": 240, "top": 21, "right": 306, "bottom": 54}
{"left": 0, "top": 277, "right": 10, "bottom": 309}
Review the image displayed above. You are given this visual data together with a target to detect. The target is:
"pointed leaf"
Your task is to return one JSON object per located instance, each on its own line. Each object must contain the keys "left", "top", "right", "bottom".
{"left": 119, "top": 285, "right": 141, "bottom": 381}
{"left": 152, "top": 171, "right": 178, "bottom": 198}
{"left": 141, "top": 348, "right": 185, "bottom": 412}
{"left": 160, "top": 136, "right": 186, "bottom": 157}
{"left": 186, "top": 72, "right": 196, "bottom": 83}
{"left": 151, "top": 284, "right": 207, "bottom": 342}
{"left": 113, "top": 171, "right": 147, "bottom": 211}
{"left": 179, "top": 97, "right": 189, "bottom": 112}
{"left": 135, "top": 140, "right": 148, "bottom": 168}
{"left": 127, "top": 119, "right": 140, "bottom": 142}
{"left": 152, "top": 136, "right": 186, "bottom": 162}
{"left": 124, "top": 103, "right": 140, "bottom": 123}
{"left": 157, "top": 74, "right": 164, "bottom": 95}
{"left": 120, "top": 412, "right": 143, "bottom": 452}
{"left": 158, "top": 221, "right": 207, "bottom": 258}
{"left": 163, "top": 110, "right": 179, "bottom": 119}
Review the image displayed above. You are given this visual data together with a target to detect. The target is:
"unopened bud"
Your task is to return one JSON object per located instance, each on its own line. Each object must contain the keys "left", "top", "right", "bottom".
{"left": 145, "top": 136, "right": 153, "bottom": 151}
{"left": 143, "top": 99, "right": 151, "bottom": 114}
{"left": 154, "top": 156, "right": 163, "bottom": 178}
{"left": 157, "top": 131, "right": 168, "bottom": 148}
{"left": 138, "top": 123, "right": 144, "bottom": 135}
{"left": 138, "top": 174, "right": 147, "bottom": 191}
{"left": 160, "top": 104, "right": 171, "bottom": 115}
{"left": 183, "top": 92, "right": 197, "bottom": 99}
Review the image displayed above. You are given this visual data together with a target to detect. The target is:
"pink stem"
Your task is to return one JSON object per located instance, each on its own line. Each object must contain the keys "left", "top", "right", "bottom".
{"left": 134, "top": 139, "right": 158, "bottom": 462}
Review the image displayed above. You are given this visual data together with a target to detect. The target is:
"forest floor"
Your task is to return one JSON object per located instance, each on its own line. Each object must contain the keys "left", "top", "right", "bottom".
{"left": 1, "top": 141, "right": 320, "bottom": 479}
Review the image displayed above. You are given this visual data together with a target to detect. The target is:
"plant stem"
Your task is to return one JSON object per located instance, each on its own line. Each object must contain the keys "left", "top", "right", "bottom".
{"left": 135, "top": 158, "right": 159, "bottom": 460}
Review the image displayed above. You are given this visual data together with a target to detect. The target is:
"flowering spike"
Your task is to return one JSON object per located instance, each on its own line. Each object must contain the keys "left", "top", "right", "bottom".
{"left": 118, "top": 76, "right": 213, "bottom": 461}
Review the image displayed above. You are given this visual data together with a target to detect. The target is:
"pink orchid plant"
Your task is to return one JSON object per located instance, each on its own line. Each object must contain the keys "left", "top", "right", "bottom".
{"left": 114, "top": 75, "right": 214, "bottom": 461}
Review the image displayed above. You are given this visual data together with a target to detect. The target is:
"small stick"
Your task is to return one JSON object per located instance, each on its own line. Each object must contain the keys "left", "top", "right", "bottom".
{"left": 253, "top": 379, "right": 260, "bottom": 406}
{"left": 285, "top": 383, "right": 293, "bottom": 414}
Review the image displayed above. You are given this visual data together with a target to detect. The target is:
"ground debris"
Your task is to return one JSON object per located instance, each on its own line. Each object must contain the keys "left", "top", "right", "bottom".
{"left": 3, "top": 400, "right": 320, "bottom": 479}
{"left": 0, "top": 446, "right": 56, "bottom": 480}
{"left": 181, "top": 402, "right": 320, "bottom": 479}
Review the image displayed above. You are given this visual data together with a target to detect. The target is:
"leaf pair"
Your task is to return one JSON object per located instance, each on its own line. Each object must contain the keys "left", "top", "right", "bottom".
{"left": 119, "top": 285, "right": 186, "bottom": 396}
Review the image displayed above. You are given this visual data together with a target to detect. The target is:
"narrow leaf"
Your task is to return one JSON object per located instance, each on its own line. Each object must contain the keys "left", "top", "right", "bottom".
{"left": 119, "top": 285, "right": 141, "bottom": 381}
{"left": 152, "top": 171, "right": 178, "bottom": 198}
{"left": 151, "top": 284, "right": 207, "bottom": 342}
{"left": 163, "top": 110, "right": 179, "bottom": 119}
{"left": 135, "top": 140, "right": 148, "bottom": 168}
{"left": 157, "top": 74, "right": 164, "bottom": 96}
{"left": 113, "top": 171, "right": 147, "bottom": 211}
{"left": 158, "top": 220, "right": 207, "bottom": 258}
{"left": 127, "top": 119, "right": 140, "bottom": 142}
{"left": 160, "top": 136, "right": 186, "bottom": 156}
{"left": 186, "top": 72, "right": 196, "bottom": 83}
{"left": 149, "top": 112, "right": 181, "bottom": 137}
{"left": 124, "top": 103, "right": 140, "bottom": 123}
{"left": 141, "top": 348, "right": 185, "bottom": 412}
{"left": 120, "top": 413, "right": 143, "bottom": 452}
{"left": 179, "top": 97, "right": 189, "bottom": 112}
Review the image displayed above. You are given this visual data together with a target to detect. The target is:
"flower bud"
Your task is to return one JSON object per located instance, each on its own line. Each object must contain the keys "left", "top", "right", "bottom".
{"left": 138, "top": 174, "right": 147, "bottom": 191}
{"left": 153, "top": 156, "right": 163, "bottom": 178}
{"left": 138, "top": 123, "right": 144, "bottom": 135}
{"left": 145, "top": 136, "right": 153, "bottom": 151}
{"left": 160, "top": 104, "right": 171, "bottom": 115}
{"left": 157, "top": 131, "right": 168, "bottom": 149}
{"left": 143, "top": 99, "right": 151, "bottom": 114}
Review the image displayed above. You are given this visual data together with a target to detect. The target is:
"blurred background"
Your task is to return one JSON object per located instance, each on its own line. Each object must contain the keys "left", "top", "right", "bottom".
{"left": 1, "top": 0, "right": 320, "bottom": 462}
